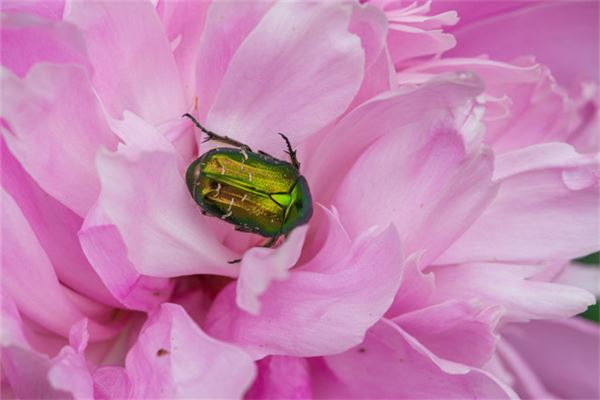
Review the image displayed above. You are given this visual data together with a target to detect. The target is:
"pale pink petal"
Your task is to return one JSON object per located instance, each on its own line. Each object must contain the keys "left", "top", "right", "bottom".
{"left": 124, "top": 303, "right": 256, "bottom": 398}
{"left": 2, "top": 189, "right": 118, "bottom": 340}
{"left": 1, "top": 64, "right": 118, "bottom": 216}
{"left": 392, "top": 300, "right": 501, "bottom": 367}
{"left": 194, "top": 1, "right": 275, "bottom": 120}
{"left": 47, "top": 320, "right": 94, "bottom": 399}
{"left": 447, "top": 2, "right": 599, "bottom": 88}
{"left": 0, "top": 13, "right": 91, "bottom": 77}
{"left": 439, "top": 143, "right": 599, "bottom": 263}
{"left": 92, "top": 139, "right": 238, "bottom": 278}
{"left": 386, "top": 256, "right": 435, "bottom": 316}
{"left": 93, "top": 367, "right": 131, "bottom": 399}
{"left": 2, "top": 140, "right": 118, "bottom": 307}
{"left": 79, "top": 202, "right": 174, "bottom": 312}
{"left": 207, "top": 1, "right": 364, "bottom": 156}
{"left": 65, "top": 1, "right": 185, "bottom": 124}
{"left": 380, "top": 0, "right": 458, "bottom": 66}
{"left": 1, "top": 0, "right": 64, "bottom": 20}
{"left": 557, "top": 263, "right": 600, "bottom": 297}
{"left": 315, "top": 319, "right": 517, "bottom": 399}
{"left": 236, "top": 226, "right": 308, "bottom": 315}
{"left": 501, "top": 318, "right": 600, "bottom": 399}
{"left": 206, "top": 214, "right": 403, "bottom": 359}
{"left": 347, "top": 3, "right": 394, "bottom": 108}
{"left": 246, "top": 356, "right": 311, "bottom": 399}
{"left": 430, "top": 262, "right": 596, "bottom": 322}
{"left": 306, "top": 71, "right": 484, "bottom": 204}
{"left": 156, "top": 0, "right": 210, "bottom": 102}
{"left": 333, "top": 88, "right": 496, "bottom": 265}
{"left": 2, "top": 298, "right": 94, "bottom": 399}
{"left": 495, "top": 339, "right": 555, "bottom": 399}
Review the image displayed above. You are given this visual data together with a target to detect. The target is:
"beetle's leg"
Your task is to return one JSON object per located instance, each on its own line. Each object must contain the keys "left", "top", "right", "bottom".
{"left": 227, "top": 235, "right": 279, "bottom": 264}
{"left": 258, "top": 150, "right": 277, "bottom": 159}
{"left": 262, "top": 235, "right": 279, "bottom": 248}
{"left": 278, "top": 132, "right": 300, "bottom": 170}
{"left": 234, "top": 225, "right": 254, "bottom": 232}
{"left": 182, "top": 113, "right": 252, "bottom": 152}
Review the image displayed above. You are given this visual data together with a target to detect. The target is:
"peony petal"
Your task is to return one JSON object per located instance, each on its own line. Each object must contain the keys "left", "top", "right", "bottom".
{"left": 124, "top": 303, "right": 256, "bottom": 398}
{"left": 207, "top": 1, "right": 364, "bottom": 156}
{"left": 430, "top": 262, "right": 596, "bottom": 322}
{"left": 206, "top": 215, "right": 403, "bottom": 359}
{"left": 1, "top": 140, "right": 118, "bottom": 307}
{"left": 386, "top": 255, "right": 435, "bottom": 317}
{"left": 156, "top": 0, "right": 210, "bottom": 102}
{"left": 306, "top": 71, "right": 484, "bottom": 204}
{"left": 236, "top": 226, "right": 308, "bottom": 315}
{"left": 92, "top": 128, "right": 238, "bottom": 278}
{"left": 346, "top": 3, "right": 394, "bottom": 109}
{"left": 194, "top": 0, "right": 275, "bottom": 121}
{"left": 2, "top": 188, "right": 118, "bottom": 340}
{"left": 333, "top": 88, "right": 496, "bottom": 265}
{"left": 447, "top": 2, "right": 599, "bottom": 89}
{"left": 557, "top": 263, "right": 600, "bottom": 297}
{"left": 314, "top": 319, "right": 517, "bottom": 399}
{"left": 501, "top": 318, "right": 600, "bottom": 399}
{"left": 0, "top": 13, "right": 91, "bottom": 77}
{"left": 79, "top": 202, "right": 174, "bottom": 312}
{"left": 65, "top": 0, "right": 185, "bottom": 124}
{"left": 392, "top": 300, "right": 501, "bottom": 367}
{"left": 246, "top": 356, "right": 311, "bottom": 400}
{"left": 1, "top": 299, "right": 94, "bottom": 399}
{"left": 93, "top": 367, "right": 131, "bottom": 400}
{"left": 439, "top": 143, "right": 599, "bottom": 263}
{"left": 1, "top": 0, "right": 64, "bottom": 20}
{"left": 1, "top": 64, "right": 118, "bottom": 216}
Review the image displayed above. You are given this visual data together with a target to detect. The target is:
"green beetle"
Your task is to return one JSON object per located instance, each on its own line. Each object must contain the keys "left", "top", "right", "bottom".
{"left": 183, "top": 114, "right": 313, "bottom": 260}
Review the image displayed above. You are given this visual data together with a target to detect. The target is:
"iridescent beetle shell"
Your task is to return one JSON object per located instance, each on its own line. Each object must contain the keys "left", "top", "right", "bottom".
{"left": 183, "top": 114, "right": 313, "bottom": 248}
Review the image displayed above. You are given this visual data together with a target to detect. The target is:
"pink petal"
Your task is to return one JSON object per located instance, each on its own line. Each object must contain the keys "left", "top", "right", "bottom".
{"left": 2, "top": 188, "right": 118, "bottom": 340}
{"left": 2, "top": 140, "right": 117, "bottom": 307}
{"left": 557, "top": 263, "right": 600, "bottom": 297}
{"left": 386, "top": 255, "right": 435, "bottom": 316}
{"left": 79, "top": 203, "right": 174, "bottom": 312}
{"left": 386, "top": 5, "right": 458, "bottom": 66}
{"left": 501, "top": 318, "right": 600, "bottom": 399}
{"left": 0, "top": 13, "right": 91, "bottom": 77}
{"left": 47, "top": 320, "right": 94, "bottom": 399}
{"left": 194, "top": 1, "right": 275, "bottom": 120}
{"left": 93, "top": 367, "right": 131, "bottom": 399}
{"left": 430, "top": 262, "right": 596, "bottom": 322}
{"left": 447, "top": 2, "right": 599, "bottom": 89}
{"left": 124, "top": 303, "right": 256, "bottom": 398}
{"left": 236, "top": 226, "right": 308, "bottom": 315}
{"left": 246, "top": 356, "right": 311, "bottom": 399}
{"left": 206, "top": 211, "right": 403, "bottom": 358}
{"left": 2, "top": 298, "right": 94, "bottom": 399}
{"left": 439, "top": 143, "right": 599, "bottom": 263}
{"left": 306, "top": 71, "right": 484, "bottom": 204}
{"left": 156, "top": 0, "right": 210, "bottom": 102}
{"left": 1, "top": 64, "right": 118, "bottom": 216}
{"left": 92, "top": 117, "right": 238, "bottom": 278}
{"left": 315, "top": 319, "right": 517, "bottom": 399}
{"left": 347, "top": 3, "right": 394, "bottom": 108}
{"left": 65, "top": 1, "right": 185, "bottom": 124}
{"left": 207, "top": 1, "right": 364, "bottom": 156}
{"left": 333, "top": 87, "right": 496, "bottom": 265}
{"left": 1, "top": 0, "right": 64, "bottom": 20}
{"left": 392, "top": 300, "right": 501, "bottom": 367}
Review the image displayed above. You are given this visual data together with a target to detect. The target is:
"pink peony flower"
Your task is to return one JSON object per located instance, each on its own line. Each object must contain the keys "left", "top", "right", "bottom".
{"left": 1, "top": 0, "right": 598, "bottom": 398}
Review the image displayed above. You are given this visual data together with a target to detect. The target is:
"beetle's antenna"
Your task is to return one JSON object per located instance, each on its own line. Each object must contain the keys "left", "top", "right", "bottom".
{"left": 278, "top": 132, "right": 300, "bottom": 170}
